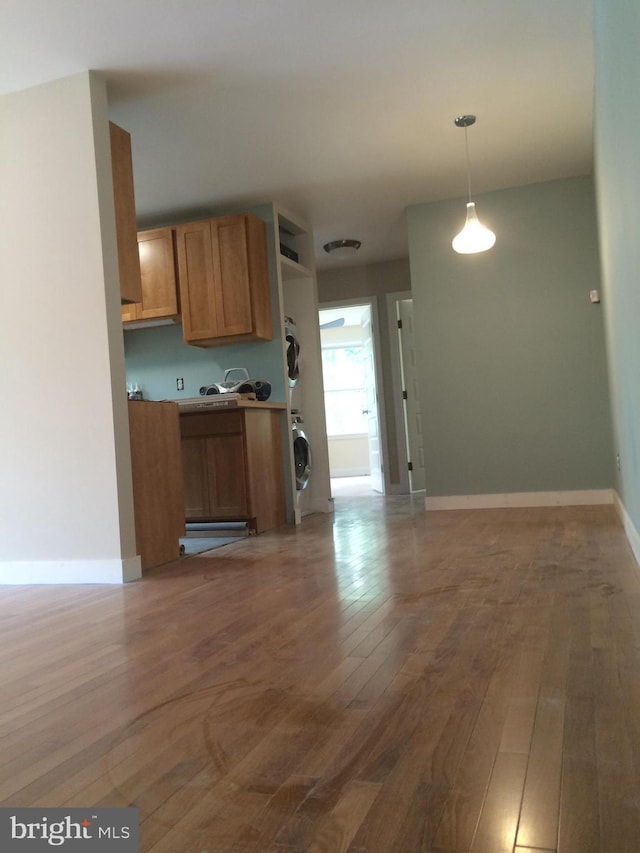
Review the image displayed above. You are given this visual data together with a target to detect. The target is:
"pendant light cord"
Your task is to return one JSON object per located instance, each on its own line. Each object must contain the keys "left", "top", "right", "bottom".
{"left": 464, "top": 125, "right": 472, "bottom": 202}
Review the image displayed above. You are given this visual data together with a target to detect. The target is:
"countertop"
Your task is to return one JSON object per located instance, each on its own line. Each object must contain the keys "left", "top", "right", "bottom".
{"left": 170, "top": 396, "right": 287, "bottom": 413}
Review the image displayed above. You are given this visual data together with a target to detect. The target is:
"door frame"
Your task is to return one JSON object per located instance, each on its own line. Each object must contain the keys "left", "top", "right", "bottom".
{"left": 386, "top": 290, "right": 413, "bottom": 495}
{"left": 318, "top": 296, "right": 390, "bottom": 494}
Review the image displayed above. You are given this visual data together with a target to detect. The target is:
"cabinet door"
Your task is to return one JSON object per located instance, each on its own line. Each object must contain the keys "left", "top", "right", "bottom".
{"left": 129, "top": 401, "right": 185, "bottom": 570}
{"left": 243, "top": 410, "right": 286, "bottom": 533}
{"left": 138, "top": 227, "right": 179, "bottom": 319}
{"left": 204, "top": 434, "right": 248, "bottom": 518}
{"left": 121, "top": 302, "right": 140, "bottom": 323}
{"left": 181, "top": 437, "right": 210, "bottom": 519}
{"left": 181, "top": 430, "right": 248, "bottom": 520}
{"left": 245, "top": 212, "right": 273, "bottom": 341}
{"left": 176, "top": 220, "right": 218, "bottom": 342}
{"left": 176, "top": 213, "right": 272, "bottom": 347}
{"left": 109, "top": 122, "right": 142, "bottom": 305}
{"left": 212, "top": 215, "right": 254, "bottom": 338}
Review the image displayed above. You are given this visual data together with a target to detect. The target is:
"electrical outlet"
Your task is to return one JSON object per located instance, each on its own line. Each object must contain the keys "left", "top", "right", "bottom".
{"left": 616, "top": 453, "right": 621, "bottom": 471}
{"left": 176, "top": 378, "right": 184, "bottom": 392}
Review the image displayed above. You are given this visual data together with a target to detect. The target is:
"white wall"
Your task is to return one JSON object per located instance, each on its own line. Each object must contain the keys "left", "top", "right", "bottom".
{"left": 0, "top": 72, "right": 140, "bottom": 583}
{"left": 321, "top": 322, "right": 371, "bottom": 477}
{"left": 328, "top": 436, "right": 370, "bottom": 477}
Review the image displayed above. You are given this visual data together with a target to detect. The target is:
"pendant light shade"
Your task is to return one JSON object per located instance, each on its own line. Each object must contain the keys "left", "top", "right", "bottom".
{"left": 452, "top": 202, "right": 496, "bottom": 254}
{"left": 451, "top": 115, "right": 495, "bottom": 255}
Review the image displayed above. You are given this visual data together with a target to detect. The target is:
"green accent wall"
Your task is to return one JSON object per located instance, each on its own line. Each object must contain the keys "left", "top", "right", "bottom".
{"left": 124, "top": 324, "right": 286, "bottom": 402}
{"left": 407, "top": 176, "right": 613, "bottom": 497}
{"left": 594, "top": 0, "right": 640, "bottom": 536}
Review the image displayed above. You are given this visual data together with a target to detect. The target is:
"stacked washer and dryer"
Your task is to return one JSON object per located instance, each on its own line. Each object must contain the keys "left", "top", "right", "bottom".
{"left": 285, "top": 316, "right": 312, "bottom": 492}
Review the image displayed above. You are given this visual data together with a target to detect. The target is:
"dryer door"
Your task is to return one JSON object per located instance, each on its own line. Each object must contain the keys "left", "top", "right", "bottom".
{"left": 292, "top": 424, "right": 312, "bottom": 490}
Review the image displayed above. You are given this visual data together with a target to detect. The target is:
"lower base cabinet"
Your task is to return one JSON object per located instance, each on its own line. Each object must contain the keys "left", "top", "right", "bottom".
{"left": 128, "top": 401, "right": 185, "bottom": 570}
{"left": 180, "top": 407, "right": 286, "bottom": 533}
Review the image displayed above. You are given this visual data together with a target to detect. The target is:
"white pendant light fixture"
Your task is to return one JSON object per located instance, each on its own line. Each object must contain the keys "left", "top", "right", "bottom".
{"left": 451, "top": 115, "right": 496, "bottom": 254}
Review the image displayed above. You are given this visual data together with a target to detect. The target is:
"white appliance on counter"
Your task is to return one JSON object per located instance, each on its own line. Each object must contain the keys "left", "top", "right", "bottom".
{"left": 199, "top": 367, "right": 272, "bottom": 401}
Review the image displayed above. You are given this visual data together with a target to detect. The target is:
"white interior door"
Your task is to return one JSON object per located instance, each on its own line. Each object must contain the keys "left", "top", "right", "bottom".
{"left": 397, "top": 299, "right": 425, "bottom": 491}
{"left": 362, "top": 309, "right": 384, "bottom": 493}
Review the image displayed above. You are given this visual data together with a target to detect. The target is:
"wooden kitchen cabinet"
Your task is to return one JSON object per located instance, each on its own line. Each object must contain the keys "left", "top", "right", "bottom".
{"left": 122, "top": 227, "right": 180, "bottom": 324}
{"left": 179, "top": 406, "right": 286, "bottom": 533}
{"left": 110, "top": 122, "right": 142, "bottom": 305}
{"left": 175, "top": 212, "right": 272, "bottom": 347}
{"left": 182, "top": 433, "right": 247, "bottom": 519}
{"left": 128, "top": 401, "right": 185, "bottom": 570}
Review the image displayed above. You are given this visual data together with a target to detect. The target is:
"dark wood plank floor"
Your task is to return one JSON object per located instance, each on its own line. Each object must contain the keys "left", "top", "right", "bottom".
{"left": 1, "top": 496, "right": 640, "bottom": 852}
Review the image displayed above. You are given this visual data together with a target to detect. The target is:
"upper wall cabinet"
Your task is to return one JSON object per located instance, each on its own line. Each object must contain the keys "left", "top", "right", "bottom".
{"left": 109, "top": 122, "right": 142, "bottom": 305}
{"left": 175, "top": 212, "right": 272, "bottom": 347}
{"left": 122, "top": 227, "right": 180, "bottom": 326}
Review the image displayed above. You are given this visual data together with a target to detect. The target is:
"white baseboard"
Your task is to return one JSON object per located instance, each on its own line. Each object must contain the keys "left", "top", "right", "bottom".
{"left": 307, "top": 497, "right": 335, "bottom": 515}
{"left": 425, "top": 489, "right": 614, "bottom": 511}
{"left": 386, "top": 483, "right": 408, "bottom": 495}
{"left": 613, "top": 491, "right": 640, "bottom": 567}
{"left": 0, "top": 556, "right": 142, "bottom": 584}
{"left": 330, "top": 468, "right": 370, "bottom": 478}
{"left": 385, "top": 483, "right": 426, "bottom": 496}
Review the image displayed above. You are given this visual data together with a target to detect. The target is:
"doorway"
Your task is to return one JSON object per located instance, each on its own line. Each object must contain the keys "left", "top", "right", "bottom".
{"left": 319, "top": 301, "right": 384, "bottom": 496}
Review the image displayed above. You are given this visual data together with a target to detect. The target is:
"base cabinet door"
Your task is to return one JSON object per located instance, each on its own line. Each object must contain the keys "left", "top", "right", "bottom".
{"left": 182, "top": 438, "right": 210, "bottom": 519}
{"left": 179, "top": 409, "right": 285, "bottom": 533}
{"left": 128, "top": 401, "right": 185, "bottom": 570}
{"left": 204, "top": 434, "right": 248, "bottom": 518}
{"left": 181, "top": 411, "right": 249, "bottom": 522}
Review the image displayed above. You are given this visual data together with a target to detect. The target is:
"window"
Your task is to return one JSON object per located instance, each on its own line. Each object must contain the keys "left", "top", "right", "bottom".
{"left": 321, "top": 345, "right": 368, "bottom": 436}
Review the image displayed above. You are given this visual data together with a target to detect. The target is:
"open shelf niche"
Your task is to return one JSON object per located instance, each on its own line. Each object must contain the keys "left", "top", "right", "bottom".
{"left": 250, "top": 202, "right": 332, "bottom": 524}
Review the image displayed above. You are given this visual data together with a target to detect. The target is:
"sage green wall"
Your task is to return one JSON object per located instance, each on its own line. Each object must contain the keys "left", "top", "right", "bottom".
{"left": 123, "top": 324, "right": 286, "bottom": 402}
{"left": 407, "top": 176, "right": 613, "bottom": 497}
{"left": 593, "top": 0, "right": 640, "bottom": 537}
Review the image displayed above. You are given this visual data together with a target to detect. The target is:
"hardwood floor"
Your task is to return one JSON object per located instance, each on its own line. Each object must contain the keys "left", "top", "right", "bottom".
{"left": 2, "top": 497, "right": 640, "bottom": 851}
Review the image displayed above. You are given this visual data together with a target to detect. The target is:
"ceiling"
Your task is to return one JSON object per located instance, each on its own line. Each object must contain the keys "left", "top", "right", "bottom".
{"left": 1, "top": 1, "right": 594, "bottom": 270}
